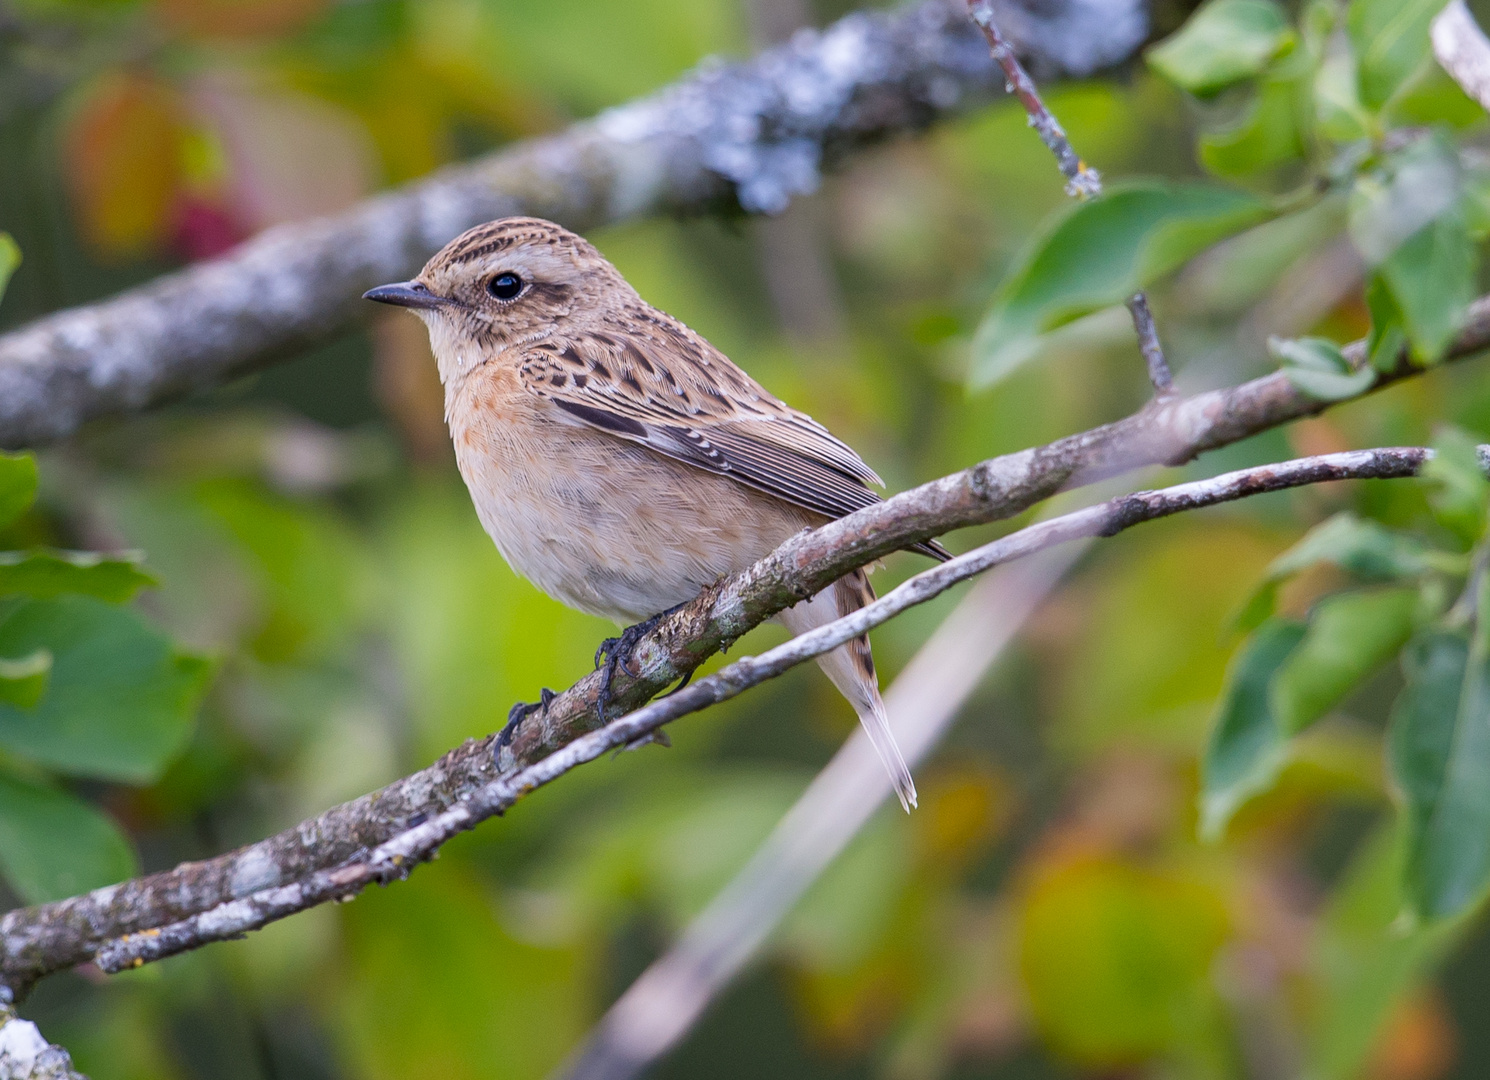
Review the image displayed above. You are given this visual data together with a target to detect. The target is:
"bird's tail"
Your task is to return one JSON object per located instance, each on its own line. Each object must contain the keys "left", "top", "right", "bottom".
{"left": 776, "top": 569, "right": 917, "bottom": 812}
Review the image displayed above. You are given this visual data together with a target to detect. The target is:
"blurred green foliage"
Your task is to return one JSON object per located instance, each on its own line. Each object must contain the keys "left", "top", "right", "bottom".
{"left": 3, "top": 0, "right": 1490, "bottom": 1077}
{"left": 0, "top": 450, "right": 209, "bottom": 901}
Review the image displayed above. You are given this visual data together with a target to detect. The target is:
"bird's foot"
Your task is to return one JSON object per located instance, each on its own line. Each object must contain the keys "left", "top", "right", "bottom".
{"left": 593, "top": 601, "right": 692, "bottom": 722}
{"left": 593, "top": 616, "right": 662, "bottom": 723}
{"left": 498, "top": 686, "right": 557, "bottom": 748}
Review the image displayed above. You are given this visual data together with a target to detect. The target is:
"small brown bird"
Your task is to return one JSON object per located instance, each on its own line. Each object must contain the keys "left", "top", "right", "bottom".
{"left": 366, "top": 217, "right": 946, "bottom": 811}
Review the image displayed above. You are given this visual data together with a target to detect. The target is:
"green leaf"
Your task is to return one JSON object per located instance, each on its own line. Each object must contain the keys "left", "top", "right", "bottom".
{"left": 1199, "top": 70, "right": 1310, "bottom": 177}
{"left": 1376, "top": 210, "right": 1477, "bottom": 363}
{"left": 1308, "top": 821, "right": 1461, "bottom": 1080}
{"left": 0, "top": 596, "right": 212, "bottom": 783}
{"left": 1365, "top": 275, "right": 1410, "bottom": 372}
{"left": 1201, "top": 618, "right": 1306, "bottom": 839}
{"left": 1019, "top": 859, "right": 1229, "bottom": 1065}
{"left": 971, "top": 181, "right": 1272, "bottom": 386}
{"left": 1268, "top": 335, "right": 1378, "bottom": 400}
{"left": 0, "top": 772, "right": 135, "bottom": 904}
{"left": 1348, "top": 0, "right": 1450, "bottom": 110}
{"left": 0, "top": 550, "right": 156, "bottom": 603}
{"left": 1316, "top": 31, "right": 1371, "bottom": 141}
{"left": 0, "top": 234, "right": 17, "bottom": 305}
{"left": 1146, "top": 0, "right": 1295, "bottom": 96}
{"left": 1272, "top": 587, "right": 1420, "bottom": 733}
{"left": 1348, "top": 132, "right": 1460, "bottom": 265}
{"left": 0, "top": 651, "right": 49, "bottom": 710}
{"left": 1387, "top": 54, "right": 1489, "bottom": 128}
{"left": 1274, "top": 512, "right": 1440, "bottom": 582}
{"left": 1350, "top": 133, "right": 1476, "bottom": 362}
{"left": 1420, "top": 426, "right": 1490, "bottom": 544}
{"left": 1463, "top": 164, "right": 1490, "bottom": 240}
{"left": 1389, "top": 627, "right": 1490, "bottom": 919}
{"left": 0, "top": 453, "right": 37, "bottom": 534}
{"left": 1237, "top": 513, "right": 1439, "bottom": 631}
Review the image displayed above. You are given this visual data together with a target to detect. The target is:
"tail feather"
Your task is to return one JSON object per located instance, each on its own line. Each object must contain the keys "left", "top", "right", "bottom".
{"left": 776, "top": 569, "right": 917, "bottom": 812}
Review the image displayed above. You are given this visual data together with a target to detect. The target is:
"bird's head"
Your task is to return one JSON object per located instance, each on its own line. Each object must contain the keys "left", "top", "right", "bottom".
{"left": 364, "top": 216, "right": 632, "bottom": 379}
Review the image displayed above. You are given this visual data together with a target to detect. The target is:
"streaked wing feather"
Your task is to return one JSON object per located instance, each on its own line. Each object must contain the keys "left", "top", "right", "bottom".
{"left": 523, "top": 320, "right": 950, "bottom": 561}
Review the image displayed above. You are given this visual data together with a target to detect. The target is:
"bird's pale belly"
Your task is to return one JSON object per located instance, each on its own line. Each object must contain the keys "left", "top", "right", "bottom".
{"left": 452, "top": 412, "right": 816, "bottom": 625}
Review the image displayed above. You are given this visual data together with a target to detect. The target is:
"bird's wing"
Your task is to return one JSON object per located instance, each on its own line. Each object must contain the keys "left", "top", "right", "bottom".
{"left": 516, "top": 319, "right": 950, "bottom": 561}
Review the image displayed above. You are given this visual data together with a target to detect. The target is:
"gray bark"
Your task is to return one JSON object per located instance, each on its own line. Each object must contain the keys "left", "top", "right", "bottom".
{"left": 0, "top": 0, "right": 1146, "bottom": 449}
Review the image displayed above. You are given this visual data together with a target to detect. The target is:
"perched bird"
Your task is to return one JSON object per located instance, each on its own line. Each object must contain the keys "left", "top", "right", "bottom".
{"left": 365, "top": 217, "right": 947, "bottom": 811}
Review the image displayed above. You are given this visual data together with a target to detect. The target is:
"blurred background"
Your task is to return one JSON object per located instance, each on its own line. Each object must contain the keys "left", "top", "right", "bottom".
{"left": 3, "top": 0, "right": 1490, "bottom": 1077}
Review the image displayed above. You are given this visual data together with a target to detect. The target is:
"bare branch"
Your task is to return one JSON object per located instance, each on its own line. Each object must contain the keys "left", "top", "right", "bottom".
{"left": 90, "top": 445, "right": 1457, "bottom": 974}
{"left": 3, "top": 300, "right": 1489, "bottom": 996}
{"left": 966, "top": 0, "right": 1101, "bottom": 198}
{"left": 1127, "top": 292, "right": 1176, "bottom": 395}
{"left": 966, "top": 0, "right": 1178, "bottom": 399}
{"left": 0, "top": 0, "right": 1148, "bottom": 450}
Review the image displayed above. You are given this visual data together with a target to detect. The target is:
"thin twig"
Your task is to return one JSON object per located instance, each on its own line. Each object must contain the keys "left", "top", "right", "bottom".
{"left": 4, "top": 301, "right": 1490, "bottom": 996}
{"left": 966, "top": 0, "right": 1101, "bottom": 198}
{"left": 968, "top": 0, "right": 1183, "bottom": 396}
{"left": 1127, "top": 292, "right": 1176, "bottom": 394}
{"left": 93, "top": 445, "right": 1448, "bottom": 972}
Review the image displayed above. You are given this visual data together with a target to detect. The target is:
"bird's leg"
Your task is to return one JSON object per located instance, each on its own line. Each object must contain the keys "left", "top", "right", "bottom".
{"left": 594, "top": 600, "right": 691, "bottom": 722}
{"left": 498, "top": 686, "right": 557, "bottom": 748}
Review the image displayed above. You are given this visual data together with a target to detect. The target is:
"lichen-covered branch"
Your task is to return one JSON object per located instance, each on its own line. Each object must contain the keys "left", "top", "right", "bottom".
{"left": 0, "top": 0, "right": 1148, "bottom": 450}
{"left": 94, "top": 445, "right": 1454, "bottom": 976}
{"left": 966, "top": 0, "right": 1101, "bottom": 198}
{"left": 0, "top": 1007, "right": 85, "bottom": 1080}
{"left": 2, "top": 298, "right": 1488, "bottom": 995}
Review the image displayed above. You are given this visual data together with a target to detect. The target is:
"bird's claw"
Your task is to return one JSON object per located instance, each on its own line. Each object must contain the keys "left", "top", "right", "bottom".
{"left": 498, "top": 686, "right": 556, "bottom": 748}
{"left": 594, "top": 614, "right": 662, "bottom": 722}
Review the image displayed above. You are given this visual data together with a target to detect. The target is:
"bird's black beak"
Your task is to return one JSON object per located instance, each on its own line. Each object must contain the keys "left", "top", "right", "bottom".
{"left": 362, "top": 280, "right": 452, "bottom": 310}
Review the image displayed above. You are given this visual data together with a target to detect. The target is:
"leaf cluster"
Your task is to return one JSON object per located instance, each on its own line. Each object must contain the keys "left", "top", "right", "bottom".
{"left": 0, "top": 446, "right": 209, "bottom": 905}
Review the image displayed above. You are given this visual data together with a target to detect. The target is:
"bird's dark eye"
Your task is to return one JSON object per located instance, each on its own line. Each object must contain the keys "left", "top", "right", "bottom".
{"left": 487, "top": 272, "right": 523, "bottom": 300}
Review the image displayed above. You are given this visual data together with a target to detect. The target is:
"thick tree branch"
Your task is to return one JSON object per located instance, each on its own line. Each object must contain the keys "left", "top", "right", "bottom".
{"left": 2, "top": 301, "right": 1489, "bottom": 995}
{"left": 93, "top": 445, "right": 1456, "bottom": 974}
{"left": 0, "top": 0, "right": 1148, "bottom": 450}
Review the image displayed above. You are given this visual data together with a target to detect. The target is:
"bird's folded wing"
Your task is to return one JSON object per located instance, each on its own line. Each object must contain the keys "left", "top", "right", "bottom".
{"left": 516, "top": 326, "right": 950, "bottom": 561}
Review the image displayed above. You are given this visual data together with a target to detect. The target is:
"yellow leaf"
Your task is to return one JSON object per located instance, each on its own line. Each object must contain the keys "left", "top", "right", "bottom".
{"left": 63, "top": 73, "right": 185, "bottom": 259}
{"left": 1018, "top": 856, "right": 1229, "bottom": 1066}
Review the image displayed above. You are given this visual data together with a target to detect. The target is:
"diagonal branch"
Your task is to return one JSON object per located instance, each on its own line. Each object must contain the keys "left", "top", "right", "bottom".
{"left": 966, "top": 0, "right": 1101, "bottom": 198}
{"left": 93, "top": 444, "right": 1459, "bottom": 975}
{"left": 2, "top": 301, "right": 1489, "bottom": 996}
{"left": 560, "top": 543, "right": 1086, "bottom": 1080}
{"left": 0, "top": 0, "right": 1148, "bottom": 450}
